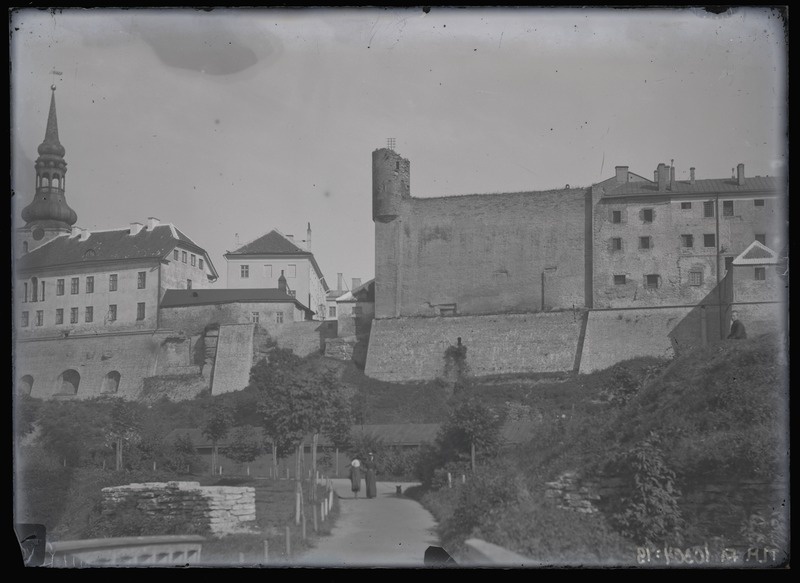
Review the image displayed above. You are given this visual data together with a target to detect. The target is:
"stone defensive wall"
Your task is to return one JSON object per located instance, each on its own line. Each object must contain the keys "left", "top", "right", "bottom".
{"left": 15, "top": 331, "right": 165, "bottom": 399}
{"left": 364, "top": 311, "right": 585, "bottom": 382}
{"left": 101, "top": 481, "right": 256, "bottom": 536}
{"left": 579, "top": 307, "right": 694, "bottom": 373}
{"left": 380, "top": 188, "right": 589, "bottom": 318}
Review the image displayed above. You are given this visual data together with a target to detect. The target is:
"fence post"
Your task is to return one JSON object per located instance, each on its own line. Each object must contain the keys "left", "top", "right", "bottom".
{"left": 285, "top": 526, "right": 291, "bottom": 558}
{"left": 295, "top": 486, "right": 301, "bottom": 525}
{"left": 313, "top": 502, "right": 318, "bottom": 532}
{"left": 462, "top": 474, "right": 466, "bottom": 484}
{"left": 153, "top": 461, "right": 156, "bottom": 471}
{"left": 448, "top": 472, "right": 452, "bottom": 488}
{"left": 247, "top": 465, "right": 250, "bottom": 477}
{"left": 263, "top": 540, "right": 269, "bottom": 564}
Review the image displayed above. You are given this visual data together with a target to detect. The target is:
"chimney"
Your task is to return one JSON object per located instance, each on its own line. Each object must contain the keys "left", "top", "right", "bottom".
{"left": 654, "top": 170, "right": 658, "bottom": 182}
{"left": 129, "top": 222, "right": 144, "bottom": 236}
{"left": 278, "top": 270, "right": 287, "bottom": 293}
{"left": 306, "top": 222, "right": 312, "bottom": 251}
{"left": 737, "top": 163, "right": 745, "bottom": 186}
{"left": 147, "top": 217, "right": 160, "bottom": 230}
{"left": 337, "top": 273, "right": 343, "bottom": 291}
{"left": 79, "top": 228, "right": 91, "bottom": 242}
{"left": 615, "top": 166, "right": 629, "bottom": 184}
{"left": 352, "top": 278, "right": 362, "bottom": 290}
{"left": 286, "top": 234, "right": 294, "bottom": 243}
{"left": 690, "top": 167, "right": 696, "bottom": 185}
{"left": 670, "top": 161, "right": 676, "bottom": 191}
{"left": 657, "top": 163, "right": 667, "bottom": 192}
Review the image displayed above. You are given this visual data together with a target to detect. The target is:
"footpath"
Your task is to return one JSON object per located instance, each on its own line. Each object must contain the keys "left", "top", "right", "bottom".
{"left": 296, "top": 478, "right": 440, "bottom": 567}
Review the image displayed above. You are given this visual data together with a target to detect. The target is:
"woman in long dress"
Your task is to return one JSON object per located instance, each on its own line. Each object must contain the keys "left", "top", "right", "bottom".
{"left": 349, "top": 459, "right": 362, "bottom": 499}
{"left": 365, "top": 452, "right": 377, "bottom": 499}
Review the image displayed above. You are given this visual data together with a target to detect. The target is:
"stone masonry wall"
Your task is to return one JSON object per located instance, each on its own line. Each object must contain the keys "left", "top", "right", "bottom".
{"left": 101, "top": 481, "right": 256, "bottom": 536}
{"left": 365, "top": 311, "right": 584, "bottom": 382}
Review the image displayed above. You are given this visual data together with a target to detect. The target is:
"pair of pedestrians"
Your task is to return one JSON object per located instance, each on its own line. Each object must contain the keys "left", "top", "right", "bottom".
{"left": 348, "top": 453, "right": 377, "bottom": 499}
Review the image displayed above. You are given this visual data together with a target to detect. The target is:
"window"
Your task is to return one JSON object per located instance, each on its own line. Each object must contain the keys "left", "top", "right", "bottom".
{"left": 754, "top": 199, "right": 765, "bottom": 207}
{"left": 703, "top": 201, "right": 715, "bottom": 218}
{"left": 108, "top": 305, "right": 117, "bottom": 322}
{"left": 31, "top": 277, "right": 38, "bottom": 302}
{"left": 287, "top": 264, "right": 297, "bottom": 278}
{"left": 70, "top": 307, "right": 79, "bottom": 324}
{"left": 681, "top": 202, "right": 692, "bottom": 210}
{"left": 288, "top": 290, "right": 296, "bottom": 298}
{"left": 703, "top": 234, "right": 716, "bottom": 248}
{"left": 36, "top": 310, "right": 44, "bottom": 326}
{"left": 755, "top": 267, "right": 766, "bottom": 281}
{"left": 329, "top": 306, "right": 337, "bottom": 318}
{"left": 102, "top": 371, "right": 121, "bottom": 394}
{"left": 611, "top": 210, "right": 621, "bottom": 224}
{"left": 57, "top": 279, "right": 65, "bottom": 296}
{"left": 71, "top": 277, "right": 79, "bottom": 294}
{"left": 41, "top": 281, "right": 45, "bottom": 302}
{"left": 439, "top": 305, "right": 457, "bottom": 316}
{"left": 56, "top": 308, "right": 64, "bottom": 325}
{"left": 276, "top": 311, "right": 284, "bottom": 324}
{"left": 86, "top": 276, "right": 94, "bottom": 294}
{"left": 611, "top": 237, "right": 622, "bottom": 251}
{"left": 639, "top": 236, "right": 651, "bottom": 250}
{"left": 251, "top": 312, "right": 260, "bottom": 324}
{"left": 109, "top": 274, "right": 118, "bottom": 291}
{"left": 755, "top": 234, "right": 766, "bottom": 245}
{"left": 689, "top": 271, "right": 703, "bottom": 286}
{"left": 23, "top": 282, "right": 28, "bottom": 303}
{"left": 21, "top": 311, "right": 29, "bottom": 327}
{"left": 137, "top": 302, "right": 145, "bottom": 320}
{"left": 642, "top": 208, "right": 654, "bottom": 223}
{"left": 645, "top": 274, "right": 660, "bottom": 289}
{"left": 241, "top": 265, "right": 249, "bottom": 278}
{"left": 137, "top": 271, "right": 146, "bottom": 289}
{"left": 722, "top": 201, "right": 734, "bottom": 216}
{"left": 182, "top": 251, "right": 188, "bottom": 263}
{"left": 174, "top": 249, "right": 179, "bottom": 260}
{"left": 264, "top": 264, "right": 273, "bottom": 278}
{"left": 85, "top": 306, "right": 93, "bottom": 323}
{"left": 613, "top": 275, "right": 626, "bottom": 285}
{"left": 190, "top": 254, "right": 195, "bottom": 266}
{"left": 199, "top": 258, "right": 204, "bottom": 270}
{"left": 187, "top": 279, "right": 192, "bottom": 289}
{"left": 681, "top": 234, "right": 694, "bottom": 248}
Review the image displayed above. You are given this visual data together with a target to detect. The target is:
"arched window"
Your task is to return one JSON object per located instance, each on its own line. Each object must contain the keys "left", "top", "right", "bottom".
{"left": 101, "top": 371, "right": 121, "bottom": 394}
{"left": 19, "top": 375, "right": 34, "bottom": 395}
{"left": 52, "top": 176, "right": 60, "bottom": 189}
{"left": 42, "top": 175, "right": 50, "bottom": 188}
{"left": 58, "top": 369, "right": 80, "bottom": 395}
{"left": 31, "top": 277, "right": 38, "bottom": 302}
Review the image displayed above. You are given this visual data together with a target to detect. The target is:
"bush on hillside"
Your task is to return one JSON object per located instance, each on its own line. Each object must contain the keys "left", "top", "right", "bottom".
{"left": 14, "top": 445, "right": 73, "bottom": 532}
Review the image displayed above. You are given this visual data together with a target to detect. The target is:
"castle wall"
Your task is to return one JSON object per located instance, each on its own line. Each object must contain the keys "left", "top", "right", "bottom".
{"left": 160, "top": 302, "right": 304, "bottom": 336}
{"left": 364, "top": 311, "right": 584, "bottom": 382}
{"left": 211, "top": 324, "right": 255, "bottom": 395}
{"left": 271, "top": 320, "right": 338, "bottom": 357}
{"left": 579, "top": 307, "right": 694, "bottom": 373}
{"left": 14, "top": 331, "right": 166, "bottom": 399}
{"left": 380, "top": 190, "right": 588, "bottom": 318}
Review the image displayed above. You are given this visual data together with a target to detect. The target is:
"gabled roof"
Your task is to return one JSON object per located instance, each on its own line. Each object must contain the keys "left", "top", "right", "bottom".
{"left": 600, "top": 176, "right": 780, "bottom": 198}
{"left": 16, "top": 223, "right": 218, "bottom": 278}
{"left": 161, "top": 288, "right": 312, "bottom": 314}
{"left": 228, "top": 229, "right": 307, "bottom": 255}
{"left": 224, "top": 229, "right": 329, "bottom": 292}
{"left": 336, "top": 279, "right": 375, "bottom": 303}
{"left": 732, "top": 240, "right": 779, "bottom": 266}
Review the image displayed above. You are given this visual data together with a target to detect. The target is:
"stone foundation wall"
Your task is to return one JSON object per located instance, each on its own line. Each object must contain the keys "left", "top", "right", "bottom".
{"left": 101, "top": 481, "right": 256, "bottom": 536}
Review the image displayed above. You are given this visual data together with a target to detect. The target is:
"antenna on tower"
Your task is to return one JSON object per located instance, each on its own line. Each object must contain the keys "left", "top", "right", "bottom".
{"left": 387, "top": 138, "right": 396, "bottom": 151}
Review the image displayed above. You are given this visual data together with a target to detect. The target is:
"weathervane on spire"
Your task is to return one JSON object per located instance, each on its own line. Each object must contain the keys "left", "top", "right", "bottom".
{"left": 50, "top": 67, "right": 63, "bottom": 89}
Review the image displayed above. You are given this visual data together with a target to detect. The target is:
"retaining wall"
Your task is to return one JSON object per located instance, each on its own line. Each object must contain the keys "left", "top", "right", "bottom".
{"left": 365, "top": 311, "right": 584, "bottom": 382}
{"left": 211, "top": 324, "right": 254, "bottom": 395}
{"left": 101, "top": 481, "right": 256, "bottom": 536}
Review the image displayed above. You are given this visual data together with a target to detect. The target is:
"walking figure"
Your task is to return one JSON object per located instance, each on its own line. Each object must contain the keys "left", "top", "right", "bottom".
{"left": 365, "top": 453, "right": 378, "bottom": 499}
{"left": 349, "top": 458, "right": 362, "bottom": 499}
{"left": 728, "top": 311, "right": 747, "bottom": 339}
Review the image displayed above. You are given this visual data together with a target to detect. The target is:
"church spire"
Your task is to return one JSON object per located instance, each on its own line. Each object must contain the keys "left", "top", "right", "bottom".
{"left": 20, "top": 85, "right": 77, "bottom": 233}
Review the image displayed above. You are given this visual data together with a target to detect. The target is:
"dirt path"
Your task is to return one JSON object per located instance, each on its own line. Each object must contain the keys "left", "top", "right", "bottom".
{"left": 296, "top": 479, "right": 440, "bottom": 567}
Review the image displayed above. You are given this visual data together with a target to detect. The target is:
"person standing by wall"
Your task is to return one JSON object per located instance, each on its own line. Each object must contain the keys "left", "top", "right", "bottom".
{"left": 349, "top": 458, "right": 363, "bottom": 499}
{"left": 728, "top": 311, "right": 747, "bottom": 339}
{"left": 365, "top": 452, "right": 377, "bottom": 499}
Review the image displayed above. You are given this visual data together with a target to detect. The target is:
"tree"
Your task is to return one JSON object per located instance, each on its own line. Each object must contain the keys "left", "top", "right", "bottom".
{"left": 172, "top": 433, "right": 203, "bottom": 475}
{"left": 226, "top": 426, "right": 263, "bottom": 475}
{"left": 201, "top": 404, "right": 233, "bottom": 476}
{"left": 438, "top": 396, "right": 505, "bottom": 472}
{"left": 106, "top": 400, "right": 143, "bottom": 471}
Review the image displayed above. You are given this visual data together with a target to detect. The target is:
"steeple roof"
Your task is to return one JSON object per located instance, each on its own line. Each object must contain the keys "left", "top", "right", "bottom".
{"left": 38, "top": 85, "right": 65, "bottom": 157}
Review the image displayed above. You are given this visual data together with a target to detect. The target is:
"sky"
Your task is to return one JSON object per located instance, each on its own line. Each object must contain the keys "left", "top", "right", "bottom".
{"left": 10, "top": 7, "right": 787, "bottom": 289}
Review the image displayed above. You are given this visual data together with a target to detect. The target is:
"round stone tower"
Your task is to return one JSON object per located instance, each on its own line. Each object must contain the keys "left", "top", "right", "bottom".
{"left": 372, "top": 148, "right": 410, "bottom": 222}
